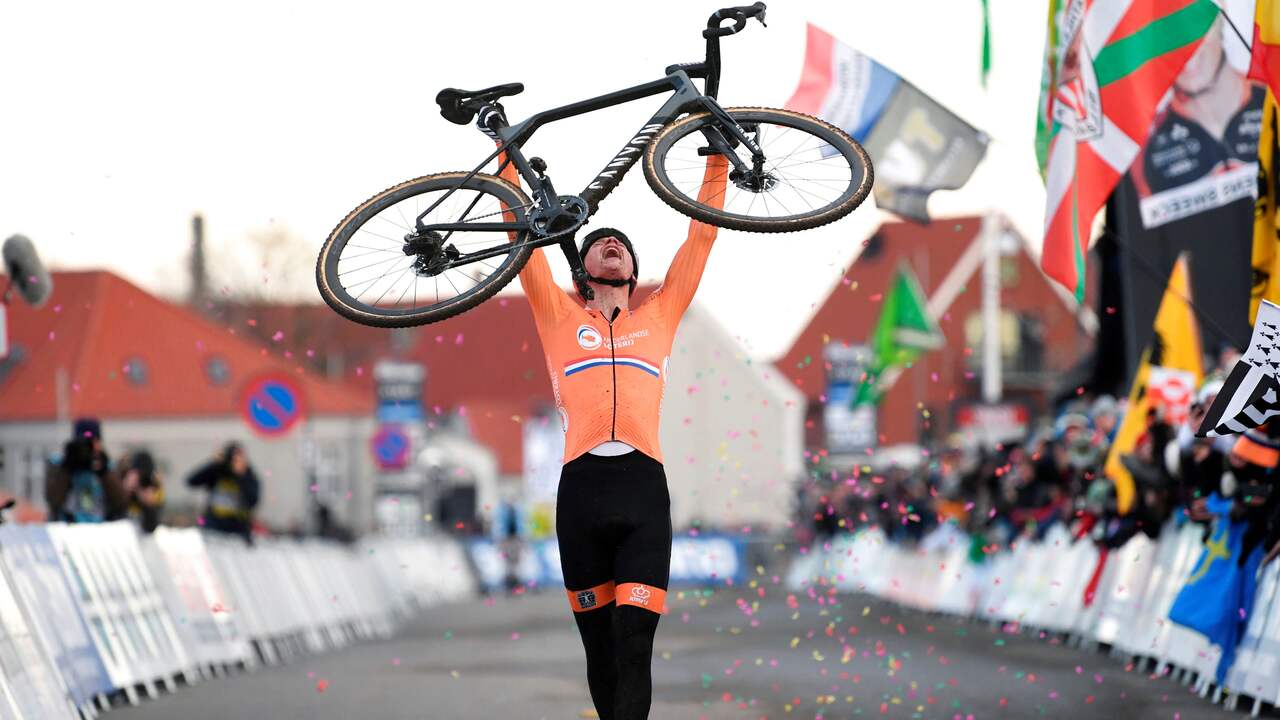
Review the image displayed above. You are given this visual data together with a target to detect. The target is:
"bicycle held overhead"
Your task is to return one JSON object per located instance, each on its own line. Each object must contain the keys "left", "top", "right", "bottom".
{"left": 317, "top": 2, "right": 873, "bottom": 328}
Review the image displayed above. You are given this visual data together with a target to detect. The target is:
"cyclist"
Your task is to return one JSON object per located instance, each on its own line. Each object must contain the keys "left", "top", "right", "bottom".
{"left": 497, "top": 150, "right": 727, "bottom": 719}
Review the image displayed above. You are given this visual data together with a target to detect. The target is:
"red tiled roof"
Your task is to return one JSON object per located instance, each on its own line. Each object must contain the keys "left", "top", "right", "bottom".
{"left": 776, "top": 217, "right": 1088, "bottom": 446}
{"left": 0, "top": 271, "right": 372, "bottom": 421}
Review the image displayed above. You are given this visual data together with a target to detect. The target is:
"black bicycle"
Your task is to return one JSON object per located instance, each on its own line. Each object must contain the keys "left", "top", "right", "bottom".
{"left": 317, "top": 3, "right": 873, "bottom": 328}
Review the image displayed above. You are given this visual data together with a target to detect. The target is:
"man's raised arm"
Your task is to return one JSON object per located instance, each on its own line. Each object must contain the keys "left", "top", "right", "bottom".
{"left": 655, "top": 154, "right": 729, "bottom": 321}
{"left": 496, "top": 149, "right": 570, "bottom": 324}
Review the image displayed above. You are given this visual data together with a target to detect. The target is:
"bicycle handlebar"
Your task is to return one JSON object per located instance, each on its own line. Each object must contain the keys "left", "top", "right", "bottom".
{"left": 703, "top": 2, "right": 766, "bottom": 38}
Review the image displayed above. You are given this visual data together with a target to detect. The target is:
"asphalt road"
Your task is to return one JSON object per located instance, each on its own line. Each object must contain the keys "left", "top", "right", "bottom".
{"left": 112, "top": 585, "right": 1236, "bottom": 719}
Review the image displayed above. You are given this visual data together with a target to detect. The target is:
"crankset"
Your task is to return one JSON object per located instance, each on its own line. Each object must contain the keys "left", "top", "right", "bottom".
{"left": 529, "top": 195, "right": 589, "bottom": 238}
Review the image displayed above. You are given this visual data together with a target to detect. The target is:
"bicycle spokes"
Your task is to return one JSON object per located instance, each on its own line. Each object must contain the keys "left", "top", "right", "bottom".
{"left": 331, "top": 186, "right": 531, "bottom": 312}
{"left": 664, "top": 119, "right": 854, "bottom": 219}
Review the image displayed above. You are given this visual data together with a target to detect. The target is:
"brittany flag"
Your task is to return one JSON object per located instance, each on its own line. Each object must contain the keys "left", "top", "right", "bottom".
{"left": 1037, "top": 0, "right": 1218, "bottom": 301}
{"left": 1198, "top": 301, "right": 1280, "bottom": 437}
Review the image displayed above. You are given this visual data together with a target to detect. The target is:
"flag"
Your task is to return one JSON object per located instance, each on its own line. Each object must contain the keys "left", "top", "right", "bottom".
{"left": 1103, "top": 254, "right": 1203, "bottom": 513}
{"left": 787, "top": 23, "right": 989, "bottom": 223}
{"left": 1250, "top": 0, "right": 1280, "bottom": 97}
{"left": 1037, "top": 0, "right": 1218, "bottom": 301}
{"left": 1198, "top": 300, "right": 1280, "bottom": 436}
{"left": 1168, "top": 495, "right": 1264, "bottom": 684}
{"left": 980, "top": 0, "right": 993, "bottom": 88}
{"left": 1199, "top": 361, "right": 1280, "bottom": 436}
{"left": 1254, "top": 94, "right": 1280, "bottom": 323}
{"left": 854, "top": 264, "right": 942, "bottom": 405}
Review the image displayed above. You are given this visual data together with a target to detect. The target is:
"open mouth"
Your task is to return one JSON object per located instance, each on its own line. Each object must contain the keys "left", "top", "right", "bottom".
{"left": 603, "top": 247, "right": 622, "bottom": 260}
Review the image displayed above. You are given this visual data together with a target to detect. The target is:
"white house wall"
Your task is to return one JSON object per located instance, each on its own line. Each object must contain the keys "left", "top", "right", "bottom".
{"left": 660, "top": 303, "right": 805, "bottom": 532}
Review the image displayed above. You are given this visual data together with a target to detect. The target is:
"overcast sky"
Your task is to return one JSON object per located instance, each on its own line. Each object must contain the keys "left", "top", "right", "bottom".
{"left": 2, "top": 0, "right": 1093, "bottom": 358}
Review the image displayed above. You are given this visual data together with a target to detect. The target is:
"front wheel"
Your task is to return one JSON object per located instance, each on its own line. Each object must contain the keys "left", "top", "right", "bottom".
{"left": 643, "top": 107, "right": 873, "bottom": 233}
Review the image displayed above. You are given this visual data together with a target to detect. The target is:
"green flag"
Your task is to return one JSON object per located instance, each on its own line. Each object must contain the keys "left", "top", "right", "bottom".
{"left": 980, "top": 0, "right": 992, "bottom": 88}
{"left": 854, "top": 264, "right": 942, "bottom": 406}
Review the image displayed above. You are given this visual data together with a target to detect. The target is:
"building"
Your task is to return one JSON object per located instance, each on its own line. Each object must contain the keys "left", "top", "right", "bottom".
{"left": 776, "top": 216, "right": 1091, "bottom": 462}
{"left": 0, "top": 271, "right": 379, "bottom": 533}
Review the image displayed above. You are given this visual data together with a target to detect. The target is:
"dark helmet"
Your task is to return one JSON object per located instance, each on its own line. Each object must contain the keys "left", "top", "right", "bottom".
{"left": 579, "top": 227, "right": 638, "bottom": 296}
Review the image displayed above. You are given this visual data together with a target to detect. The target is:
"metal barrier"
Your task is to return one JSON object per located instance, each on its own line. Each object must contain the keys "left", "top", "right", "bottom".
{"left": 49, "top": 523, "right": 190, "bottom": 704}
{"left": 0, "top": 523, "right": 477, "bottom": 718}
{"left": 787, "top": 520, "right": 1280, "bottom": 717}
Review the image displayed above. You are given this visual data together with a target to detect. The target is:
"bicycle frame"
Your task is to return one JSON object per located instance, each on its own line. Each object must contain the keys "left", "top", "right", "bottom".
{"left": 413, "top": 68, "right": 764, "bottom": 297}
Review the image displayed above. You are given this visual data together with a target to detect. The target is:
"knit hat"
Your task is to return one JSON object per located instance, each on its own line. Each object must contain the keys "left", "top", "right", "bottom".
{"left": 72, "top": 417, "right": 101, "bottom": 441}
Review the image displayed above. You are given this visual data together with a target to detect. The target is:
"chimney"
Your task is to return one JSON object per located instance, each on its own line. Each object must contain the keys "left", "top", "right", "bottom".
{"left": 189, "top": 214, "right": 207, "bottom": 307}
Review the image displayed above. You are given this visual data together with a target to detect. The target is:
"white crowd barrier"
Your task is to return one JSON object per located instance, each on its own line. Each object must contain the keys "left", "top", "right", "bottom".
{"left": 0, "top": 522, "right": 475, "bottom": 719}
{"left": 788, "top": 520, "right": 1280, "bottom": 717}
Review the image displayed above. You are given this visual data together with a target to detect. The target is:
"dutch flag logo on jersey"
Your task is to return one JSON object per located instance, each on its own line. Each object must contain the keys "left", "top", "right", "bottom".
{"left": 564, "top": 356, "right": 661, "bottom": 377}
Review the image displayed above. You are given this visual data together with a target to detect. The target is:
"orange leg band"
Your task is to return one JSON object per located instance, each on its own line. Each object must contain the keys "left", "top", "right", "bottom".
{"left": 567, "top": 581, "right": 616, "bottom": 612}
{"left": 616, "top": 582, "right": 667, "bottom": 614}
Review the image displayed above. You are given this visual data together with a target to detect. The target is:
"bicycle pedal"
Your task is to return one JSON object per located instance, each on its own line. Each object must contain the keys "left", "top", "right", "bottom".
{"left": 697, "top": 146, "right": 722, "bottom": 157}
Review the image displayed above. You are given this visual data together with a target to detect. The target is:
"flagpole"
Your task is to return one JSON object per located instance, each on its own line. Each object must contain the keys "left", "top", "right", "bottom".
{"left": 982, "top": 212, "right": 1003, "bottom": 403}
{"left": 1211, "top": 1, "right": 1252, "bottom": 53}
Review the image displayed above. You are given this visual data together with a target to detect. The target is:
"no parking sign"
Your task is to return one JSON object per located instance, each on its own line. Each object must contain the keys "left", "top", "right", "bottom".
{"left": 371, "top": 425, "right": 410, "bottom": 470}
{"left": 240, "top": 374, "right": 305, "bottom": 436}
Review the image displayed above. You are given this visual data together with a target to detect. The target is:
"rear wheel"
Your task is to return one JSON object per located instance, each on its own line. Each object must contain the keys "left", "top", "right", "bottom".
{"left": 316, "top": 172, "right": 534, "bottom": 328}
{"left": 643, "top": 107, "right": 873, "bottom": 233}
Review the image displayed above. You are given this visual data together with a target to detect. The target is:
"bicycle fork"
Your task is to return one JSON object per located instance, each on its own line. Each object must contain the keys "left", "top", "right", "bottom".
{"left": 694, "top": 96, "right": 764, "bottom": 175}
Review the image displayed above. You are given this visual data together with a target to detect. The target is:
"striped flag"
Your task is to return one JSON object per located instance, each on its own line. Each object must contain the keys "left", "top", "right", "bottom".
{"left": 787, "top": 24, "right": 987, "bottom": 222}
{"left": 1037, "top": 0, "right": 1218, "bottom": 300}
{"left": 1197, "top": 362, "right": 1280, "bottom": 437}
{"left": 1198, "top": 300, "right": 1280, "bottom": 437}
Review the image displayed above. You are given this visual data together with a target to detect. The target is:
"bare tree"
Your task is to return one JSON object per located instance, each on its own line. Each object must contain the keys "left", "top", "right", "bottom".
{"left": 209, "top": 223, "right": 316, "bottom": 303}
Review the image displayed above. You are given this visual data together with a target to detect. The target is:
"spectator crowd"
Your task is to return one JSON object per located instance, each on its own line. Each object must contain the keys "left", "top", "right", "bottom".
{"left": 797, "top": 347, "right": 1280, "bottom": 572}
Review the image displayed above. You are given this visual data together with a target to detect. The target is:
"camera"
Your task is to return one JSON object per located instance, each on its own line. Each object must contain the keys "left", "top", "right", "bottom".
{"left": 63, "top": 438, "right": 103, "bottom": 474}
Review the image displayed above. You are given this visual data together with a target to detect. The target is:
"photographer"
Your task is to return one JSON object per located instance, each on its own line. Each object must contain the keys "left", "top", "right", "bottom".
{"left": 186, "top": 442, "right": 260, "bottom": 544}
{"left": 45, "top": 418, "right": 127, "bottom": 523}
{"left": 120, "top": 450, "right": 165, "bottom": 533}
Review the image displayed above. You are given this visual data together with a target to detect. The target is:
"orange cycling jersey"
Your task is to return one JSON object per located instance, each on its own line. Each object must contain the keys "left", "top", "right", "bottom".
{"left": 498, "top": 154, "right": 727, "bottom": 465}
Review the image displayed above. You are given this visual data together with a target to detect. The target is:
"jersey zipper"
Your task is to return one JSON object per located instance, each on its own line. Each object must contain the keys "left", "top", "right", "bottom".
{"left": 608, "top": 307, "right": 620, "bottom": 441}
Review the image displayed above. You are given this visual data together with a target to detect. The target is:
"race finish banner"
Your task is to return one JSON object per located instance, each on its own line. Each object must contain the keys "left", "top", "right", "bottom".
{"left": 786, "top": 23, "right": 988, "bottom": 223}
{"left": 1111, "top": 12, "right": 1259, "bottom": 376}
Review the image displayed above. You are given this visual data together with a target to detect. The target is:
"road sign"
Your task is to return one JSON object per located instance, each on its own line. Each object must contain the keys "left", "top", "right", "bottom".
{"left": 371, "top": 425, "right": 411, "bottom": 470}
{"left": 374, "top": 361, "right": 425, "bottom": 423}
{"left": 240, "top": 374, "right": 304, "bottom": 436}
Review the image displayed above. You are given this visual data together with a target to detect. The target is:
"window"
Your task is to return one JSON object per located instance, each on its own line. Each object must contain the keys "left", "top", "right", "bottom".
{"left": 123, "top": 357, "right": 149, "bottom": 386}
{"left": 314, "top": 441, "right": 347, "bottom": 502}
{"left": 18, "top": 446, "right": 50, "bottom": 508}
{"left": 962, "top": 312, "right": 1046, "bottom": 375}
{"left": 204, "top": 355, "right": 230, "bottom": 386}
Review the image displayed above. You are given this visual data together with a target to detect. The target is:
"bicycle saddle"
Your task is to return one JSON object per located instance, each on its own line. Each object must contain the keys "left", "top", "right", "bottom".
{"left": 436, "top": 83, "right": 524, "bottom": 125}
